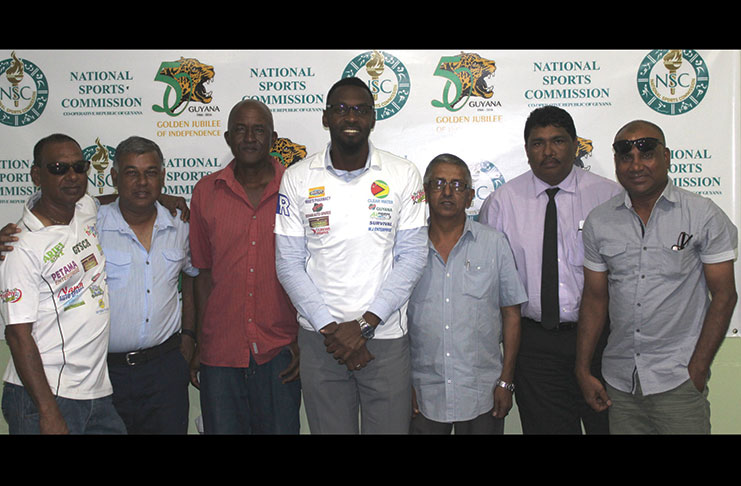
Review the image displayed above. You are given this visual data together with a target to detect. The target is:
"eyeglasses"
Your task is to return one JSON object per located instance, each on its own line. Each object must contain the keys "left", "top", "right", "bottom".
{"left": 427, "top": 178, "right": 469, "bottom": 192}
{"left": 326, "top": 103, "right": 374, "bottom": 116}
{"left": 42, "top": 160, "right": 91, "bottom": 175}
{"left": 612, "top": 137, "right": 664, "bottom": 155}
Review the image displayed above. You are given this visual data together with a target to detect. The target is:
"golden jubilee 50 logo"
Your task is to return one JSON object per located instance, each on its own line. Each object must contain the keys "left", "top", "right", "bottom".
{"left": 431, "top": 52, "right": 497, "bottom": 112}
{"left": 152, "top": 57, "right": 215, "bottom": 117}
{"left": 341, "top": 50, "right": 410, "bottom": 121}
{"left": 0, "top": 51, "right": 48, "bottom": 127}
{"left": 637, "top": 49, "right": 709, "bottom": 116}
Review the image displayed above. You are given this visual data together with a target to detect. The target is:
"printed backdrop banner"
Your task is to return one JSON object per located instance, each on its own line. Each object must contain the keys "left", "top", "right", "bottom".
{"left": 1, "top": 49, "right": 739, "bottom": 334}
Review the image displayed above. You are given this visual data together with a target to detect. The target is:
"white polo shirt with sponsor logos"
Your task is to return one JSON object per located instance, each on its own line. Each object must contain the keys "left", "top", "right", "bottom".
{"left": 0, "top": 192, "right": 113, "bottom": 400}
{"left": 275, "top": 143, "right": 426, "bottom": 339}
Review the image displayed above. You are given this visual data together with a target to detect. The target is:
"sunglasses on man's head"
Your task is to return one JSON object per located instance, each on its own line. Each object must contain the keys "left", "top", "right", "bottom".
{"left": 41, "top": 160, "right": 91, "bottom": 175}
{"left": 612, "top": 137, "right": 664, "bottom": 155}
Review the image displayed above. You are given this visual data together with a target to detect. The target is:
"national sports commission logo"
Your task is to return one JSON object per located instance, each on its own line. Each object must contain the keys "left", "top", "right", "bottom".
{"left": 0, "top": 51, "right": 49, "bottom": 127}
{"left": 82, "top": 139, "right": 116, "bottom": 194}
{"left": 637, "top": 49, "right": 709, "bottom": 116}
{"left": 342, "top": 50, "right": 410, "bottom": 120}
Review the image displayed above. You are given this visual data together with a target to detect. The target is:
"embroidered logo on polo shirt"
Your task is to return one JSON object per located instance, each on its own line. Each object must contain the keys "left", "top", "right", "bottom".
{"left": 277, "top": 194, "right": 291, "bottom": 217}
{"left": 1, "top": 288, "right": 22, "bottom": 304}
{"left": 58, "top": 282, "right": 84, "bottom": 303}
{"left": 81, "top": 254, "right": 98, "bottom": 272}
{"left": 72, "top": 239, "right": 91, "bottom": 255}
{"left": 371, "top": 180, "right": 389, "bottom": 198}
{"left": 43, "top": 242, "right": 65, "bottom": 264}
{"left": 308, "top": 186, "right": 325, "bottom": 198}
{"left": 50, "top": 261, "right": 79, "bottom": 285}
{"left": 308, "top": 215, "right": 330, "bottom": 235}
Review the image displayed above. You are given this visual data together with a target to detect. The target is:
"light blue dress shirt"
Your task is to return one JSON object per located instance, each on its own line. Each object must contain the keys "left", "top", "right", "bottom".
{"left": 98, "top": 200, "right": 198, "bottom": 353}
{"left": 408, "top": 219, "right": 527, "bottom": 423}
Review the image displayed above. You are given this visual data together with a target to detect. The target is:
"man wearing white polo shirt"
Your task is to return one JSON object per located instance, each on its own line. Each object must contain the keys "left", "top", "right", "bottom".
{"left": 0, "top": 134, "right": 125, "bottom": 434}
{"left": 275, "top": 77, "right": 428, "bottom": 434}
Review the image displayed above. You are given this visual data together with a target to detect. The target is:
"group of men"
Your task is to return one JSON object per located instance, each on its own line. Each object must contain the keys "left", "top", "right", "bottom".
{"left": 0, "top": 75, "right": 736, "bottom": 435}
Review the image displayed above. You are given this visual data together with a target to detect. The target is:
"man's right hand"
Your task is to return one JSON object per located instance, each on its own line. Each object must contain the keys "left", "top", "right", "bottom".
{"left": 575, "top": 370, "right": 612, "bottom": 412}
{"left": 0, "top": 223, "right": 20, "bottom": 260}
{"left": 39, "top": 406, "right": 70, "bottom": 434}
{"left": 189, "top": 346, "right": 201, "bottom": 389}
{"left": 321, "top": 322, "right": 375, "bottom": 371}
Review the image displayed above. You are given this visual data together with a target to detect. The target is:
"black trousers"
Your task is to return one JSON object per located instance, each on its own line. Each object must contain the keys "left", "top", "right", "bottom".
{"left": 514, "top": 317, "right": 609, "bottom": 435}
{"left": 108, "top": 346, "right": 191, "bottom": 434}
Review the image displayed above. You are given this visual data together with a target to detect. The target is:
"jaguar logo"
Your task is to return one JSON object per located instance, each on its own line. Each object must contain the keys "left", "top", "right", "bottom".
{"left": 432, "top": 52, "right": 497, "bottom": 111}
{"left": 152, "top": 57, "right": 215, "bottom": 116}
{"left": 271, "top": 137, "right": 307, "bottom": 168}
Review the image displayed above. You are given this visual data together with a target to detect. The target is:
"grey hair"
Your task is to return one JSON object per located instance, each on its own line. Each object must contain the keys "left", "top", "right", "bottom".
{"left": 113, "top": 136, "right": 164, "bottom": 170}
{"left": 423, "top": 153, "right": 473, "bottom": 187}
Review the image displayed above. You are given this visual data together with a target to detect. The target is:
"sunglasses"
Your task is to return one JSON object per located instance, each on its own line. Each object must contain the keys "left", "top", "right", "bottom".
{"left": 41, "top": 160, "right": 91, "bottom": 175}
{"left": 612, "top": 137, "right": 664, "bottom": 155}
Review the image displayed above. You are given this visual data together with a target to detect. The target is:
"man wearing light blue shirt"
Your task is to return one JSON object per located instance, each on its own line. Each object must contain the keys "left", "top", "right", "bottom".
{"left": 99, "top": 136, "right": 198, "bottom": 434}
{"left": 408, "top": 154, "right": 526, "bottom": 434}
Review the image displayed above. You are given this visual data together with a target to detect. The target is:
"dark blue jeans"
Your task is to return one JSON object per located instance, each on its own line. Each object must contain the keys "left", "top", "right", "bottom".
{"left": 199, "top": 348, "right": 301, "bottom": 434}
{"left": 2, "top": 382, "right": 126, "bottom": 434}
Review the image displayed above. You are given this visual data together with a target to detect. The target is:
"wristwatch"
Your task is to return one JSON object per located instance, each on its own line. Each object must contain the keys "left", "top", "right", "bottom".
{"left": 356, "top": 316, "right": 375, "bottom": 340}
{"left": 496, "top": 379, "right": 515, "bottom": 392}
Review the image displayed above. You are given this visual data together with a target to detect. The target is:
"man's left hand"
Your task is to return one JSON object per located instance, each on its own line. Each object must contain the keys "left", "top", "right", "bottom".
{"left": 321, "top": 320, "right": 367, "bottom": 363}
{"left": 279, "top": 340, "right": 301, "bottom": 384}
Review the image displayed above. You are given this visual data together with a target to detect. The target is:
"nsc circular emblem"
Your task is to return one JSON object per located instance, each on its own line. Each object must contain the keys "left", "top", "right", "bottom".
{"left": 0, "top": 52, "right": 49, "bottom": 127}
{"left": 636, "top": 49, "right": 709, "bottom": 116}
{"left": 341, "top": 50, "right": 410, "bottom": 121}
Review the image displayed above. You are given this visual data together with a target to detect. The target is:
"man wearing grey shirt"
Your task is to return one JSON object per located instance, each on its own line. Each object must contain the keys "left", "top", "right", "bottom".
{"left": 408, "top": 154, "right": 526, "bottom": 434}
{"left": 575, "top": 120, "right": 738, "bottom": 434}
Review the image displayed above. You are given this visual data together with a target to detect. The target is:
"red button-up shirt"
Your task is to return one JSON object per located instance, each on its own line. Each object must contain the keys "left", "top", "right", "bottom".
{"left": 189, "top": 158, "right": 297, "bottom": 367}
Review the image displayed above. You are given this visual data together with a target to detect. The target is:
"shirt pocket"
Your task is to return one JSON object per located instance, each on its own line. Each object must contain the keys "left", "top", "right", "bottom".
{"left": 565, "top": 230, "right": 585, "bottom": 267}
{"left": 104, "top": 249, "right": 132, "bottom": 290}
{"left": 657, "top": 246, "right": 693, "bottom": 278}
{"left": 462, "top": 260, "right": 492, "bottom": 299}
{"left": 161, "top": 248, "right": 186, "bottom": 283}
{"left": 599, "top": 244, "right": 630, "bottom": 278}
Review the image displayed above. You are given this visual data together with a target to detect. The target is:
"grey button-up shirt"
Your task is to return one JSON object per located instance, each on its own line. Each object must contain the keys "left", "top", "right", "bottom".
{"left": 582, "top": 180, "right": 737, "bottom": 395}
{"left": 408, "top": 219, "right": 527, "bottom": 423}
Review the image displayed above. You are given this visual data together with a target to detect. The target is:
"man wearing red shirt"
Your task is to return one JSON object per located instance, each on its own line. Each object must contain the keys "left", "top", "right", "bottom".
{"left": 189, "top": 100, "right": 300, "bottom": 434}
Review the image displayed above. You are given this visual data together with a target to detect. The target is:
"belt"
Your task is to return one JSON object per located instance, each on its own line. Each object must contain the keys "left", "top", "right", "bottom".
{"left": 108, "top": 333, "right": 181, "bottom": 366}
{"left": 523, "top": 317, "right": 576, "bottom": 331}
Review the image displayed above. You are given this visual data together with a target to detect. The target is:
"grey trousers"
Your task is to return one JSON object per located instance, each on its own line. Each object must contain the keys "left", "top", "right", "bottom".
{"left": 298, "top": 327, "right": 411, "bottom": 434}
{"left": 606, "top": 377, "right": 711, "bottom": 434}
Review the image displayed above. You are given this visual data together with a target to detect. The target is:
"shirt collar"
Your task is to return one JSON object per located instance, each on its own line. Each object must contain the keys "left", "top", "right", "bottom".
{"left": 312, "top": 141, "right": 380, "bottom": 172}
{"left": 22, "top": 191, "right": 87, "bottom": 232}
{"left": 618, "top": 178, "right": 677, "bottom": 210}
{"left": 99, "top": 198, "right": 175, "bottom": 234}
{"left": 215, "top": 157, "right": 285, "bottom": 200}
{"left": 426, "top": 217, "right": 477, "bottom": 250}
{"left": 531, "top": 165, "right": 577, "bottom": 197}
